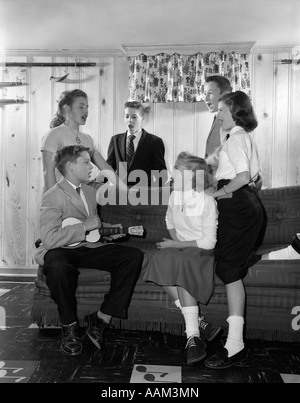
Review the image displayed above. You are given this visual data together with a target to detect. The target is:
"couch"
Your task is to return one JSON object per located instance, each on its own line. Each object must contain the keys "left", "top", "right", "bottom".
{"left": 31, "top": 185, "right": 300, "bottom": 342}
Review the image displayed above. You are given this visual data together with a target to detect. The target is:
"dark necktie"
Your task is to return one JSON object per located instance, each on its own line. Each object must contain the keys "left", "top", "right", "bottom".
{"left": 76, "top": 187, "right": 89, "bottom": 215}
{"left": 126, "top": 134, "right": 135, "bottom": 166}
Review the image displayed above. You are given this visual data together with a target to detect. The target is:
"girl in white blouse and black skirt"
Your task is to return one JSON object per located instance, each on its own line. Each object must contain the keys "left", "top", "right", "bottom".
{"left": 204, "top": 91, "right": 264, "bottom": 370}
{"left": 143, "top": 152, "right": 219, "bottom": 365}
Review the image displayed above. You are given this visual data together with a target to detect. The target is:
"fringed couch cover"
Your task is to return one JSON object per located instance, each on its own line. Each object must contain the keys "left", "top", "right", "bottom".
{"left": 31, "top": 186, "right": 300, "bottom": 342}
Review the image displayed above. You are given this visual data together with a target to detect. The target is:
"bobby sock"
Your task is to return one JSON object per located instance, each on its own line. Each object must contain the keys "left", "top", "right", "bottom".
{"left": 174, "top": 299, "right": 182, "bottom": 311}
{"left": 268, "top": 245, "right": 300, "bottom": 260}
{"left": 97, "top": 310, "right": 111, "bottom": 324}
{"left": 225, "top": 315, "right": 244, "bottom": 357}
{"left": 267, "top": 234, "right": 300, "bottom": 260}
{"left": 182, "top": 306, "right": 200, "bottom": 339}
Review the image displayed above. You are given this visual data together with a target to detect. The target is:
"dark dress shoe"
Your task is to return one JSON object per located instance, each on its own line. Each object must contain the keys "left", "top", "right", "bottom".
{"left": 85, "top": 312, "right": 108, "bottom": 350}
{"left": 198, "top": 317, "right": 222, "bottom": 342}
{"left": 185, "top": 336, "right": 206, "bottom": 365}
{"left": 60, "top": 323, "right": 82, "bottom": 356}
{"left": 204, "top": 347, "right": 248, "bottom": 369}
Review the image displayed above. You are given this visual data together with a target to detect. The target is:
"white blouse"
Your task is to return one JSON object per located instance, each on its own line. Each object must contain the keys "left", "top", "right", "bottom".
{"left": 166, "top": 190, "right": 218, "bottom": 250}
{"left": 215, "top": 126, "right": 260, "bottom": 182}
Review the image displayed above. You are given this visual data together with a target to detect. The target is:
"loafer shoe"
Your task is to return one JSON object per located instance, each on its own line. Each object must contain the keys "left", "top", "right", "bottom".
{"left": 198, "top": 316, "right": 222, "bottom": 342}
{"left": 185, "top": 336, "right": 206, "bottom": 365}
{"left": 60, "top": 322, "right": 82, "bottom": 357}
{"left": 204, "top": 347, "right": 248, "bottom": 369}
{"left": 85, "top": 312, "right": 108, "bottom": 350}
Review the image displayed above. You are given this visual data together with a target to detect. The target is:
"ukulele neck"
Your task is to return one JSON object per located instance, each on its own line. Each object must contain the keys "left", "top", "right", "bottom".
{"left": 98, "top": 227, "right": 127, "bottom": 235}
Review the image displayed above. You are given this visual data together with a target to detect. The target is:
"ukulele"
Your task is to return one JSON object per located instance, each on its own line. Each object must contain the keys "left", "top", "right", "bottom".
{"left": 62, "top": 217, "right": 144, "bottom": 246}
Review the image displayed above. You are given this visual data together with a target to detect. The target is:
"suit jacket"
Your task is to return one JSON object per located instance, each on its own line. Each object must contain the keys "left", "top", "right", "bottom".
{"left": 205, "top": 117, "right": 225, "bottom": 177}
{"left": 106, "top": 129, "right": 168, "bottom": 187}
{"left": 205, "top": 116, "right": 222, "bottom": 159}
{"left": 35, "top": 178, "right": 104, "bottom": 265}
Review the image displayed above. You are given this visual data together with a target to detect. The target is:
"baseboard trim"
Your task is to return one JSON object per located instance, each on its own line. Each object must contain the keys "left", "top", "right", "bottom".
{"left": 0, "top": 267, "right": 37, "bottom": 282}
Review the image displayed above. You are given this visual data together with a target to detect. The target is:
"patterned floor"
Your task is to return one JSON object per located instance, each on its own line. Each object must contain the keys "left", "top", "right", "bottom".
{"left": 0, "top": 281, "right": 300, "bottom": 384}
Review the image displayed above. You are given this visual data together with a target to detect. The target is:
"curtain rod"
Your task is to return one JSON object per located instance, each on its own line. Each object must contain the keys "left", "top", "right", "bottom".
{"left": 0, "top": 62, "right": 96, "bottom": 67}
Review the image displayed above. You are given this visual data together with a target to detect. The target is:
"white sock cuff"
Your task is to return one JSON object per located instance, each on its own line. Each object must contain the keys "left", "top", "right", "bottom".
{"left": 182, "top": 306, "right": 199, "bottom": 315}
{"left": 227, "top": 315, "right": 244, "bottom": 325}
{"left": 174, "top": 299, "right": 182, "bottom": 309}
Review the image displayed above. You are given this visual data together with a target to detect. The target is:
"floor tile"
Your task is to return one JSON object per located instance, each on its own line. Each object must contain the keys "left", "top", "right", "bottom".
{"left": 281, "top": 373, "right": 300, "bottom": 383}
{"left": 0, "top": 360, "right": 40, "bottom": 383}
{"left": 0, "top": 289, "right": 10, "bottom": 297}
{"left": 130, "top": 364, "right": 181, "bottom": 383}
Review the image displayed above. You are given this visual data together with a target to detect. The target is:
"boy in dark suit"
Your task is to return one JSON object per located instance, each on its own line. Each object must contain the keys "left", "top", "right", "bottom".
{"left": 35, "top": 145, "right": 144, "bottom": 356}
{"left": 203, "top": 75, "right": 232, "bottom": 177}
{"left": 106, "top": 101, "right": 168, "bottom": 187}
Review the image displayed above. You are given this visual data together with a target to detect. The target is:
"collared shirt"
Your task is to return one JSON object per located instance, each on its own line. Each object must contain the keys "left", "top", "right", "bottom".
{"left": 166, "top": 190, "right": 218, "bottom": 250}
{"left": 215, "top": 126, "right": 260, "bottom": 182}
{"left": 126, "top": 129, "right": 143, "bottom": 151}
{"left": 66, "top": 179, "right": 90, "bottom": 215}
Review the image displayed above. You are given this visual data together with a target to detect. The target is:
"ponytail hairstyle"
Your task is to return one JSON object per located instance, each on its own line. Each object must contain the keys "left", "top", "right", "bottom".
{"left": 219, "top": 91, "right": 258, "bottom": 132}
{"left": 175, "top": 152, "right": 210, "bottom": 191}
{"left": 50, "top": 89, "right": 88, "bottom": 128}
{"left": 124, "top": 101, "right": 151, "bottom": 118}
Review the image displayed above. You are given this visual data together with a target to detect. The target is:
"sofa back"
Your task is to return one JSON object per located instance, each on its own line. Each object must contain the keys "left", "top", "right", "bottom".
{"left": 99, "top": 187, "right": 169, "bottom": 252}
{"left": 99, "top": 185, "right": 300, "bottom": 251}
{"left": 257, "top": 185, "right": 300, "bottom": 245}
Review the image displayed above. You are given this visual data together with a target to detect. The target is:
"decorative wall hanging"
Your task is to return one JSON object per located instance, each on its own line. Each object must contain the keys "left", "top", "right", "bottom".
{"left": 128, "top": 51, "right": 251, "bottom": 103}
{"left": 49, "top": 73, "right": 70, "bottom": 82}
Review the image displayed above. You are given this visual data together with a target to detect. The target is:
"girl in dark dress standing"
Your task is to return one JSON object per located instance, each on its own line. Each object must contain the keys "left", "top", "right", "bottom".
{"left": 204, "top": 91, "right": 263, "bottom": 369}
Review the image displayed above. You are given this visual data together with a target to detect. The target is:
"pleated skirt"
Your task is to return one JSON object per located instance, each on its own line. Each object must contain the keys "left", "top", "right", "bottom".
{"left": 143, "top": 247, "right": 215, "bottom": 305}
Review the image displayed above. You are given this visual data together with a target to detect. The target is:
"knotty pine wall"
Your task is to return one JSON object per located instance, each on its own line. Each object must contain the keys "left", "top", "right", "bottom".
{"left": 0, "top": 48, "right": 299, "bottom": 270}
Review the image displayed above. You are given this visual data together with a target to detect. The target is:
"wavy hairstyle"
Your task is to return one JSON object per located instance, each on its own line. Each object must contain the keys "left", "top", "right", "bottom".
{"left": 124, "top": 101, "right": 151, "bottom": 118}
{"left": 219, "top": 90, "right": 258, "bottom": 132}
{"left": 50, "top": 89, "right": 88, "bottom": 129}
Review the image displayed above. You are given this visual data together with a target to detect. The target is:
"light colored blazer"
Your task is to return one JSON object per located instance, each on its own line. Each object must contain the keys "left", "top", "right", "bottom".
{"left": 35, "top": 178, "right": 104, "bottom": 265}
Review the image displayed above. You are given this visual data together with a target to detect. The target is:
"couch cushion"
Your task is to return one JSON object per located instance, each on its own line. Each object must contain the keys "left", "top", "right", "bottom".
{"left": 257, "top": 185, "right": 300, "bottom": 245}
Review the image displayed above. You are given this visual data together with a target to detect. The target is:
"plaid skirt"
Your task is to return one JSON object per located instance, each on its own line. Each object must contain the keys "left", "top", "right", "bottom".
{"left": 143, "top": 247, "right": 215, "bottom": 305}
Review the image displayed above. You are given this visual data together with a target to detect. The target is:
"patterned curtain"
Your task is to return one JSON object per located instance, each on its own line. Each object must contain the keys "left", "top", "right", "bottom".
{"left": 128, "top": 52, "right": 251, "bottom": 103}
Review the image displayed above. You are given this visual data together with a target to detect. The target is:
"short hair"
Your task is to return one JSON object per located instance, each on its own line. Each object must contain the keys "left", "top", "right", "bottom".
{"left": 124, "top": 101, "right": 151, "bottom": 118}
{"left": 205, "top": 75, "right": 232, "bottom": 95}
{"left": 175, "top": 152, "right": 210, "bottom": 190}
{"left": 219, "top": 91, "right": 258, "bottom": 132}
{"left": 54, "top": 145, "right": 90, "bottom": 176}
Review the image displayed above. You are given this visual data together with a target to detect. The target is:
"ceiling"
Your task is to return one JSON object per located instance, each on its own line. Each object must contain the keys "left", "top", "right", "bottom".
{"left": 1, "top": 0, "right": 299, "bottom": 52}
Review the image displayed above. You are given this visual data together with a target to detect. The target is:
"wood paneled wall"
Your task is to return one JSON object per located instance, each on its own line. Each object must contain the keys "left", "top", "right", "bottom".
{"left": 0, "top": 48, "right": 299, "bottom": 269}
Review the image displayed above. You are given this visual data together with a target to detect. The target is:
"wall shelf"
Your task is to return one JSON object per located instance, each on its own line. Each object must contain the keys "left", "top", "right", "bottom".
{"left": 0, "top": 99, "right": 28, "bottom": 105}
{"left": 0, "top": 62, "right": 96, "bottom": 67}
{"left": 0, "top": 82, "right": 28, "bottom": 87}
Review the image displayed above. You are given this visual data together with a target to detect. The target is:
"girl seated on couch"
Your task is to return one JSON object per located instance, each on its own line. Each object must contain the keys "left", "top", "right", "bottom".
{"left": 143, "top": 152, "right": 219, "bottom": 365}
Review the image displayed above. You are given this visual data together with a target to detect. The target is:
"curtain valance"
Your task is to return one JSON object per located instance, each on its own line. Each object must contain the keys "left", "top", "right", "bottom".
{"left": 128, "top": 52, "right": 250, "bottom": 103}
